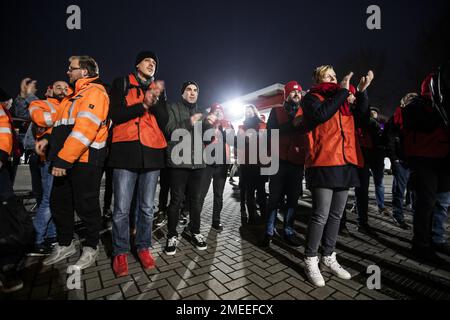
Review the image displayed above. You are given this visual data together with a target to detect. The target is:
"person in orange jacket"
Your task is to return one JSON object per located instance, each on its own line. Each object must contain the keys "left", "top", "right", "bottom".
{"left": 107, "top": 51, "right": 167, "bottom": 277}
{"left": 27, "top": 81, "right": 69, "bottom": 256}
{"left": 0, "top": 88, "right": 14, "bottom": 202}
{"left": 298, "top": 65, "right": 373, "bottom": 287}
{"left": 38, "top": 56, "right": 110, "bottom": 270}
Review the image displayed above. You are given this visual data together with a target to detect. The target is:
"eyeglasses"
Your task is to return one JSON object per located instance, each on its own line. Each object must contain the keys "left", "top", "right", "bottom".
{"left": 67, "top": 67, "right": 82, "bottom": 72}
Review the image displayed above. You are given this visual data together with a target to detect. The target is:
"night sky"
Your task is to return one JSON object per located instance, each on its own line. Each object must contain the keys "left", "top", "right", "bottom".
{"left": 1, "top": 0, "right": 449, "bottom": 116}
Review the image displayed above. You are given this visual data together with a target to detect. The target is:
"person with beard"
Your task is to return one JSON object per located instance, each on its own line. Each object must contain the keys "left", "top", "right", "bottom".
{"left": 401, "top": 74, "right": 450, "bottom": 262}
{"left": 107, "top": 51, "right": 167, "bottom": 276}
{"left": 238, "top": 104, "right": 268, "bottom": 225}
{"left": 164, "top": 81, "right": 217, "bottom": 255}
{"left": 37, "top": 56, "right": 110, "bottom": 270}
{"left": 261, "top": 81, "right": 306, "bottom": 247}
{"left": 298, "top": 65, "right": 373, "bottom": 287}
{"left": 28, "top": 81, "right": 69, "bottom": 256}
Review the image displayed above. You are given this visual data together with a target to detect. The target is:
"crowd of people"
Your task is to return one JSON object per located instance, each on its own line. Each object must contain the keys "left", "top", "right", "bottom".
{"left": 0, "top": 52, "right": 449, "bottom": 293}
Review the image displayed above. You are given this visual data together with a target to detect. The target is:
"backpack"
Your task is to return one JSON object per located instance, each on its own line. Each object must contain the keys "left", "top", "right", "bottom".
{"left": 0, "top": 197, "right": 34, "bottom": 255}
{"left": 431, "top": 60, "right": 450, "bottom": 127}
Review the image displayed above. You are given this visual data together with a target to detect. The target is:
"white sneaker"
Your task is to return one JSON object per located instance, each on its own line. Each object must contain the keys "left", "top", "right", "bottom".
{"left": 73, "top": 246, "right": 99, "bottom": 270}
{"left": 321, "top": 252, "right": 352, "bottom": 280}
{"left": 304, "top": 256, "right": 325, "bottom": 287}
{"left": 42, "top": 241, "right": 77, "bottom": 266}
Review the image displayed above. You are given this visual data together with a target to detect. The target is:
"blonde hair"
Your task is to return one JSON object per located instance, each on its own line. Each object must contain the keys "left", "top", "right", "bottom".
{"left": 312, "top": 65, "right": 334, "bottom": 84}
{"left": 400, "top": 92, "right": 419, "bottom": 107}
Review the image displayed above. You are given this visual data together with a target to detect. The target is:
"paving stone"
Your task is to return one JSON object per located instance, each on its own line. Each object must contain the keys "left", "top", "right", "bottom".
{"left": 220, "top": 287, "right": 251, "bottom": 300}
{"left": 87, "top": 286, "right": 121, "bottom": 300}
{"left": 178, "top": 283, "right": 209, "bottom": 298}
{"left": 309, "top": 286, "right": 336, "bottom": 300}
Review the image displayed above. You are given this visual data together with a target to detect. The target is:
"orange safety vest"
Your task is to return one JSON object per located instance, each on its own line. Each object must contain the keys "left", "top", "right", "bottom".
{"left": 29, "top": 97, "right": 62, "bottom": 139}
{"left": 111, "top": 74, "right": 167, "bottom": 149}
{"left": 274, "top": 106, "right": 306, "bottom": 165}
{"left": 299, "top": 93, "right": 364, "bottom": 168}
{"left": 53, "top": 77, "right": 109, "bottom": 165}
{"left": 0, "top": 104, "right": 13, "bottom": 158}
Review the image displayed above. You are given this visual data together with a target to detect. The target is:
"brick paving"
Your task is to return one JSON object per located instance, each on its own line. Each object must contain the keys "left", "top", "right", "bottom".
{"left": 1, "top": 167, "right": 450, "bottom": 300}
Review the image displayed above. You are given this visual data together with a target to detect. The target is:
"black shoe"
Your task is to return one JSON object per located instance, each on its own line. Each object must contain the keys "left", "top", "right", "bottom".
{"left": 192, "top": 233, "right": 207, "bottom": 250}
{"left": 103, "top": 208, "right": 112, "bottom": 219}
{"left": 432, "top": 242, "right": 450, "bottom": 256}
{"left": 339, "top": 225, "right": 351, "bottom": 237}
{"left": 44, "top": 237, "right": 58, "bottom": 247}
{"left": 358, "top": 224, "right": 376, "bottom": 236}
{"left": 378, "top": 208, "right": 391, "bottom": 216}
{"left": 178, "top": 216, "right": 188, "bottom": 226}
{"left": 154, "top": 212, "right": 167, "bottom": 227}
{"left": 182, "top": 227, "right": 192, "bottom": 240}
{"left": 392, "top": 216, "right": 411, "bottom": 230}
{"left": 284, "top": 235, "right": 302, "bottom": 247}
{"left": 259, "top": 235, "right": 272, "bottom": 248}
{"left": 212, "top": 223, "right": 224, "bottom": 232}
{"left": 27, "top": 244, "right": 52, "bottom": 257}
{"left": 164, "top": 236, "right": 179, "bottom": 256}
{"left": 1, "top": 271, "right": 24, "bottom": 293}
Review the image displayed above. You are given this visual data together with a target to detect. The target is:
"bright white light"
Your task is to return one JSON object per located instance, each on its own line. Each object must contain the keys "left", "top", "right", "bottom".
{"left": 227, "top": 99, "right": 244, "bottom": 118}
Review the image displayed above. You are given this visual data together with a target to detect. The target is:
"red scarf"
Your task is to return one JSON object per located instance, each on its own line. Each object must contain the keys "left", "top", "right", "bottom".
{"left": 309, "top": 82, "right": 352, "bottom": 116}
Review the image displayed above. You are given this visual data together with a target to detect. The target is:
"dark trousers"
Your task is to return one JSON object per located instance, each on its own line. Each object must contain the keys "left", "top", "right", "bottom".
{"left": 158, "top": 168, "right": 170, "bottom": 212}
{"left": 410, "top": 158, "right": 450, "bottom": 250}
{"left": 354, "top": 162, "right": 370, "bottom": 226}
{"left": 167, "top": 168, "right": 207, "bottom": 237}
{"left": 50, "top": 163, "right": 103, "bottom": 249}
{"left": 241, "top": 165, "right": 267, "bottom": 220}
{"left": 203, "top": 165, "right": 228, "bottom": 225}
{"left": 103, "top": 167, "right": 113, "bottom": 212}
{"left": 266, "top": 162, "right": 304, "bottom": 236}
{"left": 239, "top": 167, "right": 247, "bottom": 210}
{"left": 29, "top": 152, "right": 43, "bottom": 207}
{"left": 392, "top": 161, "right": 410, "bottom": 222}
{"left": 0, "top": 165, "right": 14, "bottom": 202}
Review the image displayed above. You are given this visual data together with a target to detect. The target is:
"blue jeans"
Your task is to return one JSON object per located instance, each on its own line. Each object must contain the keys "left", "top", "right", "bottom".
{"left": 33, "top": 162, "right": 56, "bottom": 245}
{"left": 266, "top": 208, "right": 295, "bottom": 237}
{"left": 370, "top": 161, "right": 385, "bottom": 210}
{"left": 112, "top": 169, "right": 159, "bottom": 256}
{"left": 432, "top": 192, "right": 450, "bottom": 245}
{"left": 392, "top": 161, "right": 410, "bottom": 222}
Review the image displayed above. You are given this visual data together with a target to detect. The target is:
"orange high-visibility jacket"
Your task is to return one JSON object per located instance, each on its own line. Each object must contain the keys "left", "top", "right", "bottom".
{"left": 111, "top": 74, "right": 167, "bottom": 149}
{"left": 0, "top": 104, "right": 13, "bottom": 162}
{"left": 50, "top": 77, "right": 109, "bottom": 168}
{"left": 298, "top": 93, "right": 364, "bottom": 169}
{"left": 29, "top": 97, "right": 62, "bottom": 139}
